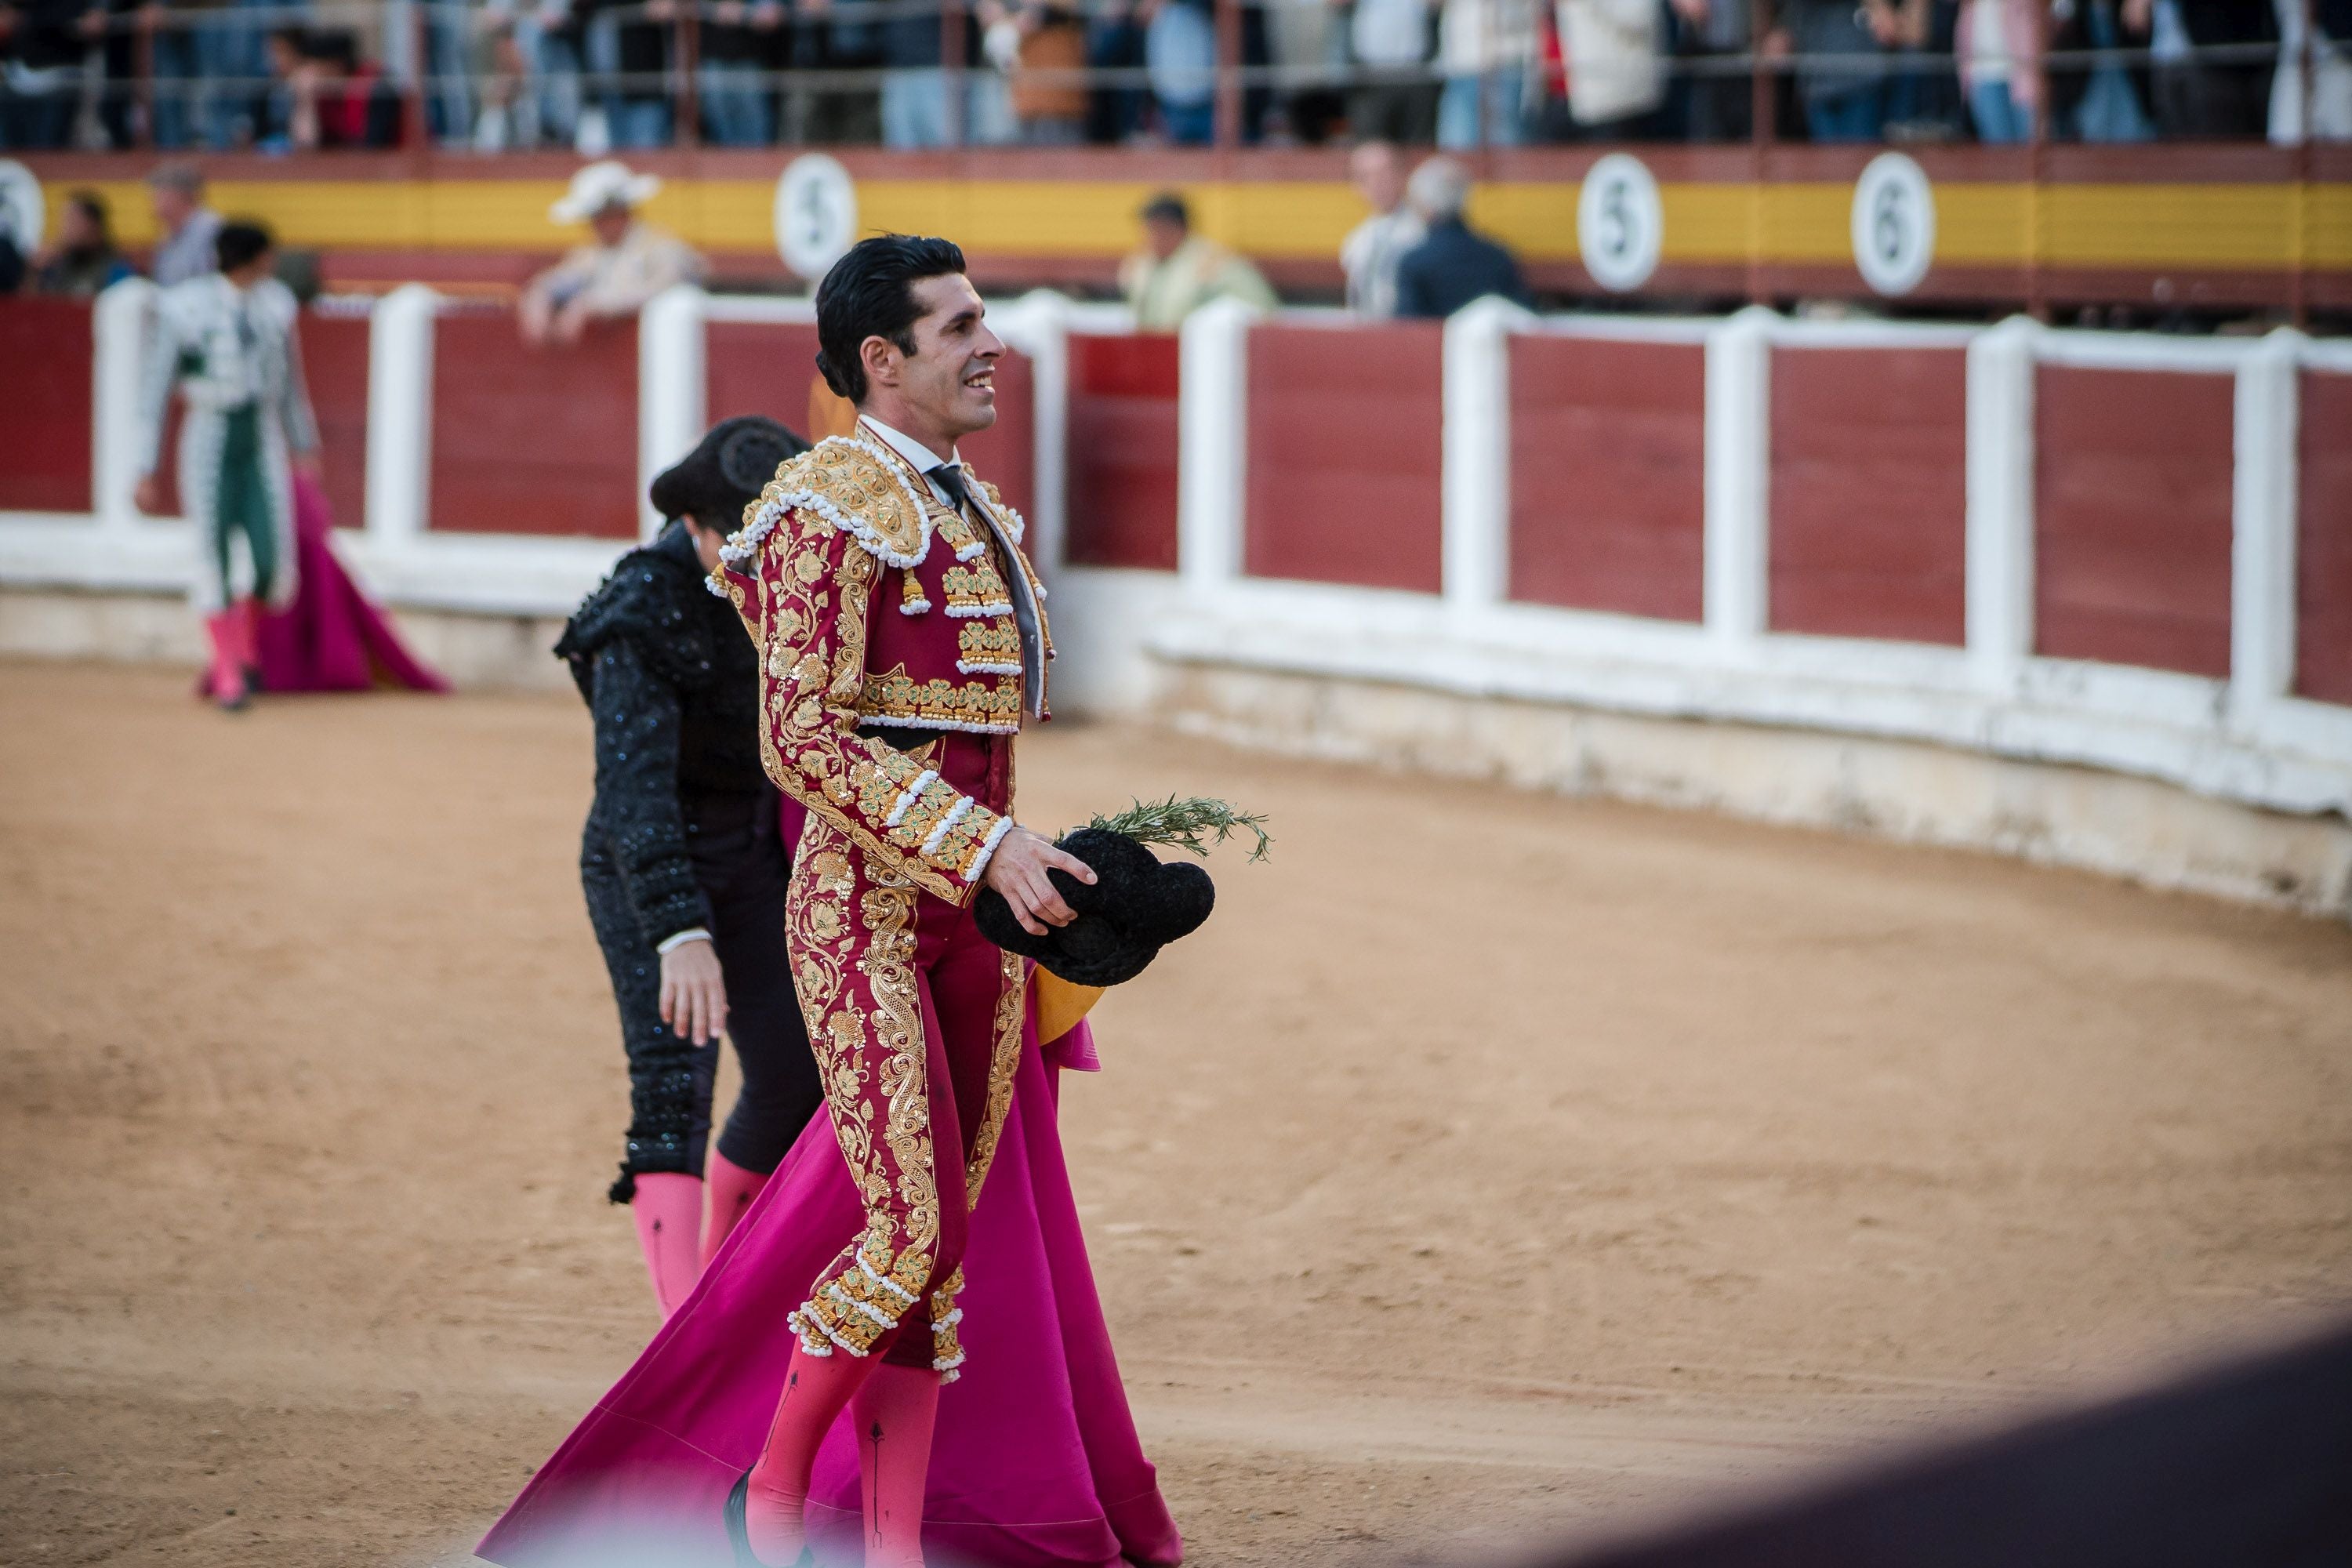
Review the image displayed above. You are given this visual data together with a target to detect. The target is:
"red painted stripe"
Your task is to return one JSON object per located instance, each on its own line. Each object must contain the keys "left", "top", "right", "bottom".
{"left": 1769, "top": 345, "right": 1968, "bottom": 646}
{"left": 1508, "top": 335, "right": 1705, "bottom": 622}
{"left": 2297, "top": 369, "right": 2352, "bottom": 708}
{"left": 1244, "top": 322, "right": 1444, "bottom": 593}
{"left": 2034, "top": 365, "right": 2234, "bottom": 678}
{"left": 1065, "top": 332, "right": 1180, "bottom": 572}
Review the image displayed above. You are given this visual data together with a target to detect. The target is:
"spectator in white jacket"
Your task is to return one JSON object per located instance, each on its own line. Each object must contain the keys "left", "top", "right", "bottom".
{"left": 1558, "top": 0, "right": 1667, "bottom": 136}
{"left": 1339, "top": 139, "right": 1425, "bottom": 315}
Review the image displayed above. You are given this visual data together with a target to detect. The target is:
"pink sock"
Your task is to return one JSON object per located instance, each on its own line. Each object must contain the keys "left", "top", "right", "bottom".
{"left": 201, "top": 612, "right": 242, "bottom": 702}
{"left": 851, "top": 1363, "right": 941, "bottom": 1568}
{"left": 232, "top": 597, "right": 262, "bottom": 673}
{"left": 702, "top": 1152, "right": 771, "bottom": 1267}
{"left": 629, "top": 1172, "right": 702, "bottom": 1318}
{"left": 746, "top": 1342, "right": 876, "bottom": 1563}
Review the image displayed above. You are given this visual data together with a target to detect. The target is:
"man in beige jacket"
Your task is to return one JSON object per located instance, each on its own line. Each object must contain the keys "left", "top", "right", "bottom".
{"left": 520, "top": 161, "right": 708, "bottom": 347}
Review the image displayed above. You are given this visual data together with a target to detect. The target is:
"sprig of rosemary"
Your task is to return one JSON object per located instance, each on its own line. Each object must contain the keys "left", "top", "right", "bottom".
{"left": 1081, "top": 794, "right": 1272, "bottom": 863}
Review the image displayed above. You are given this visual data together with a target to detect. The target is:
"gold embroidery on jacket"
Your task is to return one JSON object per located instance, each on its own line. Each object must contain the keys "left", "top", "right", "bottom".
{"left": 956, "top": 619, "right": 1023, "bottom": 674}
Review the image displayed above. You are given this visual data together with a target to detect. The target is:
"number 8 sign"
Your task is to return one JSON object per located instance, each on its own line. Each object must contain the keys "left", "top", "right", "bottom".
{"left": 1850, "top": 152, "right": 1936, "bottom": 297}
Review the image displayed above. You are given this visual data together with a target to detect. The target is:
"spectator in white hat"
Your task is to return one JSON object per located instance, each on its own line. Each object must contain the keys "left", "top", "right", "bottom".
{"left": 519, "top": 160, "right": 706, "bottom": 348}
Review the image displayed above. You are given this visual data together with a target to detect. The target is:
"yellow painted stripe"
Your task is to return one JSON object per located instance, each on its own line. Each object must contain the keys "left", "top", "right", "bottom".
{"left": 45, "top": 173, "right": 2352, "bottom": 275}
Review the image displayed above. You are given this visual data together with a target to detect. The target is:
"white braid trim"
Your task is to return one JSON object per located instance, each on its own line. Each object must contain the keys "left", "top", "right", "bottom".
{"left": 932, "top": 1352, "right": 967, "bottom": 1374}
{"left": 953, "top": 537, "right": 989, "bottom": 562}
{"left": 786, "top": 1305, "right": 866, "bottom": 1356}
{"left": 858, "top": 1254, "right": 922, "bottom": 1305}
{"left": 944, "top": 600, "right": 1015, "bottom": 619}
{"left": 956, "top": 660, "right": 1024, "bottom": 676}
{"left": 855, "top": 712, "right": 1021, "bottom": 736}
{"left": 965, "top": 815, "right": 1016, "bottom": 884}
{"left": 898, "top": 593, "right": 932, "bottom": 615}
{"left": 932, "top": 1308, "right": 964, "bottom": 1330}
{"left": 703, "top": 575, "right": 728, "bottom": 597}
{"left": 716, "top": 436, "right": 935, "bottom": 572}
{"left": 920, "top": 797, "right": 975, "bottom": 857}
{"left": 884, "top": 770, "right": 939, "bottom": 829}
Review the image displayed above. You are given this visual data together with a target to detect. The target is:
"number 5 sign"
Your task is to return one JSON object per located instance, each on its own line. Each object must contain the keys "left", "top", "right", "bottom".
{"left": 775, "top": 154, "right": 858, "bottom": 282}
{"left": 1851, "top": 152, "right": 1936, "bottom": 297}
{"left": 1577, "top": 153, "right": 1662, "bottom": 294}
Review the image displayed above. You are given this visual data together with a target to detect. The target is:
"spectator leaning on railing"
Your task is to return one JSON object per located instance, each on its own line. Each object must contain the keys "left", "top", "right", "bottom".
{"left": 147, "top": 161, "right": 223, "bottom": 286}
{"left": 519, "top": 161, "right": 706, "bottom": 347}
{"left": 1120, "top": 191, "right": 1278, "bottom": 328}
{"left": 2123, "top": 0, "right": 2274, "bottom": 139}
{"left": 32, "top": 191, "right": 135, "bottom": 296}
{"left": 0, "top": 0, "right": 105, "bottom": 148}
{"left": 1956, "top": 0, "right": 2042, "bottom": 143}
{"left": 1392, "top": 155, "right": 1529, "bottom": 318}
{"left": 1667, "top": 0, "right": 1751, "bottom": 140}
{"left": 1340, "top": 139, "right": 1423, "bottom": 318}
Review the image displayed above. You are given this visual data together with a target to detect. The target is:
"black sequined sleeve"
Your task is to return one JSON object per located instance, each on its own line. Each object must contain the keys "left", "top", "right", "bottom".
{"left": 588, "top": 637, "right": 715, "bottom": 947}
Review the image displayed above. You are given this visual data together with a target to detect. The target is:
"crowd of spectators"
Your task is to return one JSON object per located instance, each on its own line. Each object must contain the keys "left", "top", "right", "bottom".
{"left": 0, "top": 0, "right": 2344, "bottom": 151}
{"left": 0, "top": 159, "right": 205, "bottom": 295}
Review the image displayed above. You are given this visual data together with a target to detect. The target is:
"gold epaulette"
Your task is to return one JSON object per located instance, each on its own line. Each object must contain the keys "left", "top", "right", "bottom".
{"left": 714, "top": 435, "right": 936, "bottom": 582}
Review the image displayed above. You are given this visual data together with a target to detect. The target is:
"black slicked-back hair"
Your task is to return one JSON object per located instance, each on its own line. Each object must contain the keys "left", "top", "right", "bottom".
{"left": 814, "top": 234, "right": 967, "bottom": 406}
{"left": 216, "top": 220, "right": 274, "bottom": 274}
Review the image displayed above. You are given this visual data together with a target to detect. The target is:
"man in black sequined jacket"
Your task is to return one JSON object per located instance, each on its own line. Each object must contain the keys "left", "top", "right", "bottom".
{"left": 557, "top": 415, "right": 822, "bottom": 1319}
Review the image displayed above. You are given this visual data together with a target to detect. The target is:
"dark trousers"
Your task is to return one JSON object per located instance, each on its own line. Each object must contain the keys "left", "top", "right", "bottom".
{"left": 583, "top": 789, "right": 822, "bottom": 1200}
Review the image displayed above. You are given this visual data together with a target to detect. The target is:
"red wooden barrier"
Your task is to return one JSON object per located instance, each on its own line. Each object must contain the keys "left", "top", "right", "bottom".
{"left": 2298, "top": 369, "right": 2352, "bottom": 707}
{"left": 1769, "top": 346, "right": 1967, "bottom": 646}
{"left": 0, "top": 299, "right": 93, "bottom": 514}
{"left": 301, "top": 313, "right": 370, "bottom": 531}
{"left": 430, "top": 310, "right": 638, "bottom": 539}
{"left": 1065, "top": 332, "right": 1180, "bottom": 572}
{"left": 1508, "top": 335, "right": 1705, "bottom": 622}
{"left": 1245, "top": 322, "right": 1443, "bottom": 593}
{"left": 706, "top": 320, "right": 1035, "bottom": 537}
{"left": 2033, "top": 365, "right": 2234, "bottom": 679}
{"left": 708, "top": 321, "right": 825, "bottom": 438}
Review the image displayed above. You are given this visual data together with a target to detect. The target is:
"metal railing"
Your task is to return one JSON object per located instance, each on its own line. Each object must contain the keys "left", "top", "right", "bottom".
{"left": 0, "top": 0, "right": 2340, "bottom": 152}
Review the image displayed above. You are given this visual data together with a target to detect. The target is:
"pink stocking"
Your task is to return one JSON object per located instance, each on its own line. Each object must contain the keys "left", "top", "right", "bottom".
{"left": 701, "top": 1152, "right": 771, "bottom": 1268}
{"left": 231, "top": 597, "right": 262, "bottom": 674}
{"left": 201, "top": 612, "right": 243, "bottom": 705}
{"left": 851, "top": 1363, "right": 941, "bottom": 1568}
{"left": 629, "top": 1172, "right": 702, "bottom": 1318}
{"left": 745, "top": 1342, "right": 876, "bottom": 1564}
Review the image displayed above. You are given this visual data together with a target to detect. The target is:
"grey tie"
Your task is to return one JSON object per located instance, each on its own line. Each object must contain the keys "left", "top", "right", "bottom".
{"left": 927, "top": 463, "right": 973, "bottom": 515}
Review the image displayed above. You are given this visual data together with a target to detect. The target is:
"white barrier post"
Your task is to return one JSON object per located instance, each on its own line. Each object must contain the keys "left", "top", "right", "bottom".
{"left": 1178, "top": 295, "right": 1258, "bottom": 596}
{"left": 639, "top": 285, "right": 709, "bottom": 540}
{"left": 2230, "top": 328, "right": 2303, "bottom": 726}
{"left": 365, "top": 283, "right": 438, "bottom": 546}
{"left": 993, "top": 289, "right": 1071, "bottom": 573}
{"left": 1704, "top": 306, "right": 1774, "bottom": 649}
{"left": 91, "top": 277, "right": 158, "bottom": 528}
{"left": 1443, "top": 296, "right": 1538, "bottom": 622}
{"left": 1965, "top": 314, "right": 2040, "bottom": 696}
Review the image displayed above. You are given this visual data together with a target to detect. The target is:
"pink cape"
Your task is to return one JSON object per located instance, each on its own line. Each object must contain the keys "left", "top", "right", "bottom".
{"left": 476, "top": 1007, "right": 1181, "bottom": 1568}
{"left": 252, "top": 474, "right": 448, "bottom": 695}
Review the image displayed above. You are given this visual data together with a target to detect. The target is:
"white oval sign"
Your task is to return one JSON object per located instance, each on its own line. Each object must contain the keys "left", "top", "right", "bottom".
{"left": 774, "top": 154, "right": 858, "bottom": 283}
{"left": 1851, "top": 152, "right": 1936, "bottom": 297}
{"left": 0, "top": 160, "right": 44, "bottom": 256}
{"left": 1577, "top": 153, "right": 1662, "bottom": 294}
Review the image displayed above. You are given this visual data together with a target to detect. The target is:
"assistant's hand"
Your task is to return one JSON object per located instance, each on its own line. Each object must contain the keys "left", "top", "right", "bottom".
{"left": 982, "top": 826, "right": 1098, "bottom": 938}
{"left": 659, "top": 938, "right": 728, "bottom": 1045}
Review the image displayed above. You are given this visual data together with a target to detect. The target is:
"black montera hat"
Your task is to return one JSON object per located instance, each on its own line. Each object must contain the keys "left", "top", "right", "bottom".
{"left": 974, "top": 828, "right": 1216, "bottom": 987}
{"left": 649, "top": 415, "right": 809, "bottom": 530}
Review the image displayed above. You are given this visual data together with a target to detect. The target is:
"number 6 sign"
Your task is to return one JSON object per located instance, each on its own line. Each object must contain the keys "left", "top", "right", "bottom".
{"left": 1851, "top": 152, "right": 1936, "bottom": 297}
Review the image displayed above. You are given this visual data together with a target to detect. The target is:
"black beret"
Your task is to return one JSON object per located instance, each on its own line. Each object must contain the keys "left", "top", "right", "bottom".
{"left": 649, "top": 415, "right": 809, "bottom": 530}
{"left": 974, "top": 827, "right": 1215, "bottom": 986}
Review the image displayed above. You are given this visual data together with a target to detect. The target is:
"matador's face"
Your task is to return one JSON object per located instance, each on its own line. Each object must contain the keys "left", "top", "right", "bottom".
{"left": 895, "top": 273, "right": 1004, "bottom": 441}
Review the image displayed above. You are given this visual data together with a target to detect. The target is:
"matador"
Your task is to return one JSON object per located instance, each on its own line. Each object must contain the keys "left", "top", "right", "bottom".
{"left": 711, "top": 234, "right": 1096, "bottom": 1568}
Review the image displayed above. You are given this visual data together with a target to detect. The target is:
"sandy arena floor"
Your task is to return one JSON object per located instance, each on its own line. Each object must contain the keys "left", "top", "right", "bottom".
{"left": 2, "top": 659, "right": 2349, "bottom": 1567}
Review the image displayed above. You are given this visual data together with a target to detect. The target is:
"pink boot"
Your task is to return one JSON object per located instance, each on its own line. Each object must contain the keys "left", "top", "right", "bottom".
{"left": 629, "top": 1172, "right": 702, "bottom": 1319}
{"left": 851, "top": 1363, "right": 942, "bottom": 1568}
{"left": 231, "top": 597, "right": 263, "bottom": 691}
{"left": 701, "top": 1152, "right": 771, "bottom": 1268}
{"left": 201, "top": 612, "right": 248, "bottom": 710}
{"left": 735, "top": 1342, "right": 877, "bottom": 1565}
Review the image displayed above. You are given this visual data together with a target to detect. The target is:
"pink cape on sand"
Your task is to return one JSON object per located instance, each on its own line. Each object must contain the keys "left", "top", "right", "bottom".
{"left": 252, "top": 474, "right": 447, "bottom": 695}
{"left": 476, "top": 1004, "right": 1183, "bottom": 1568}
